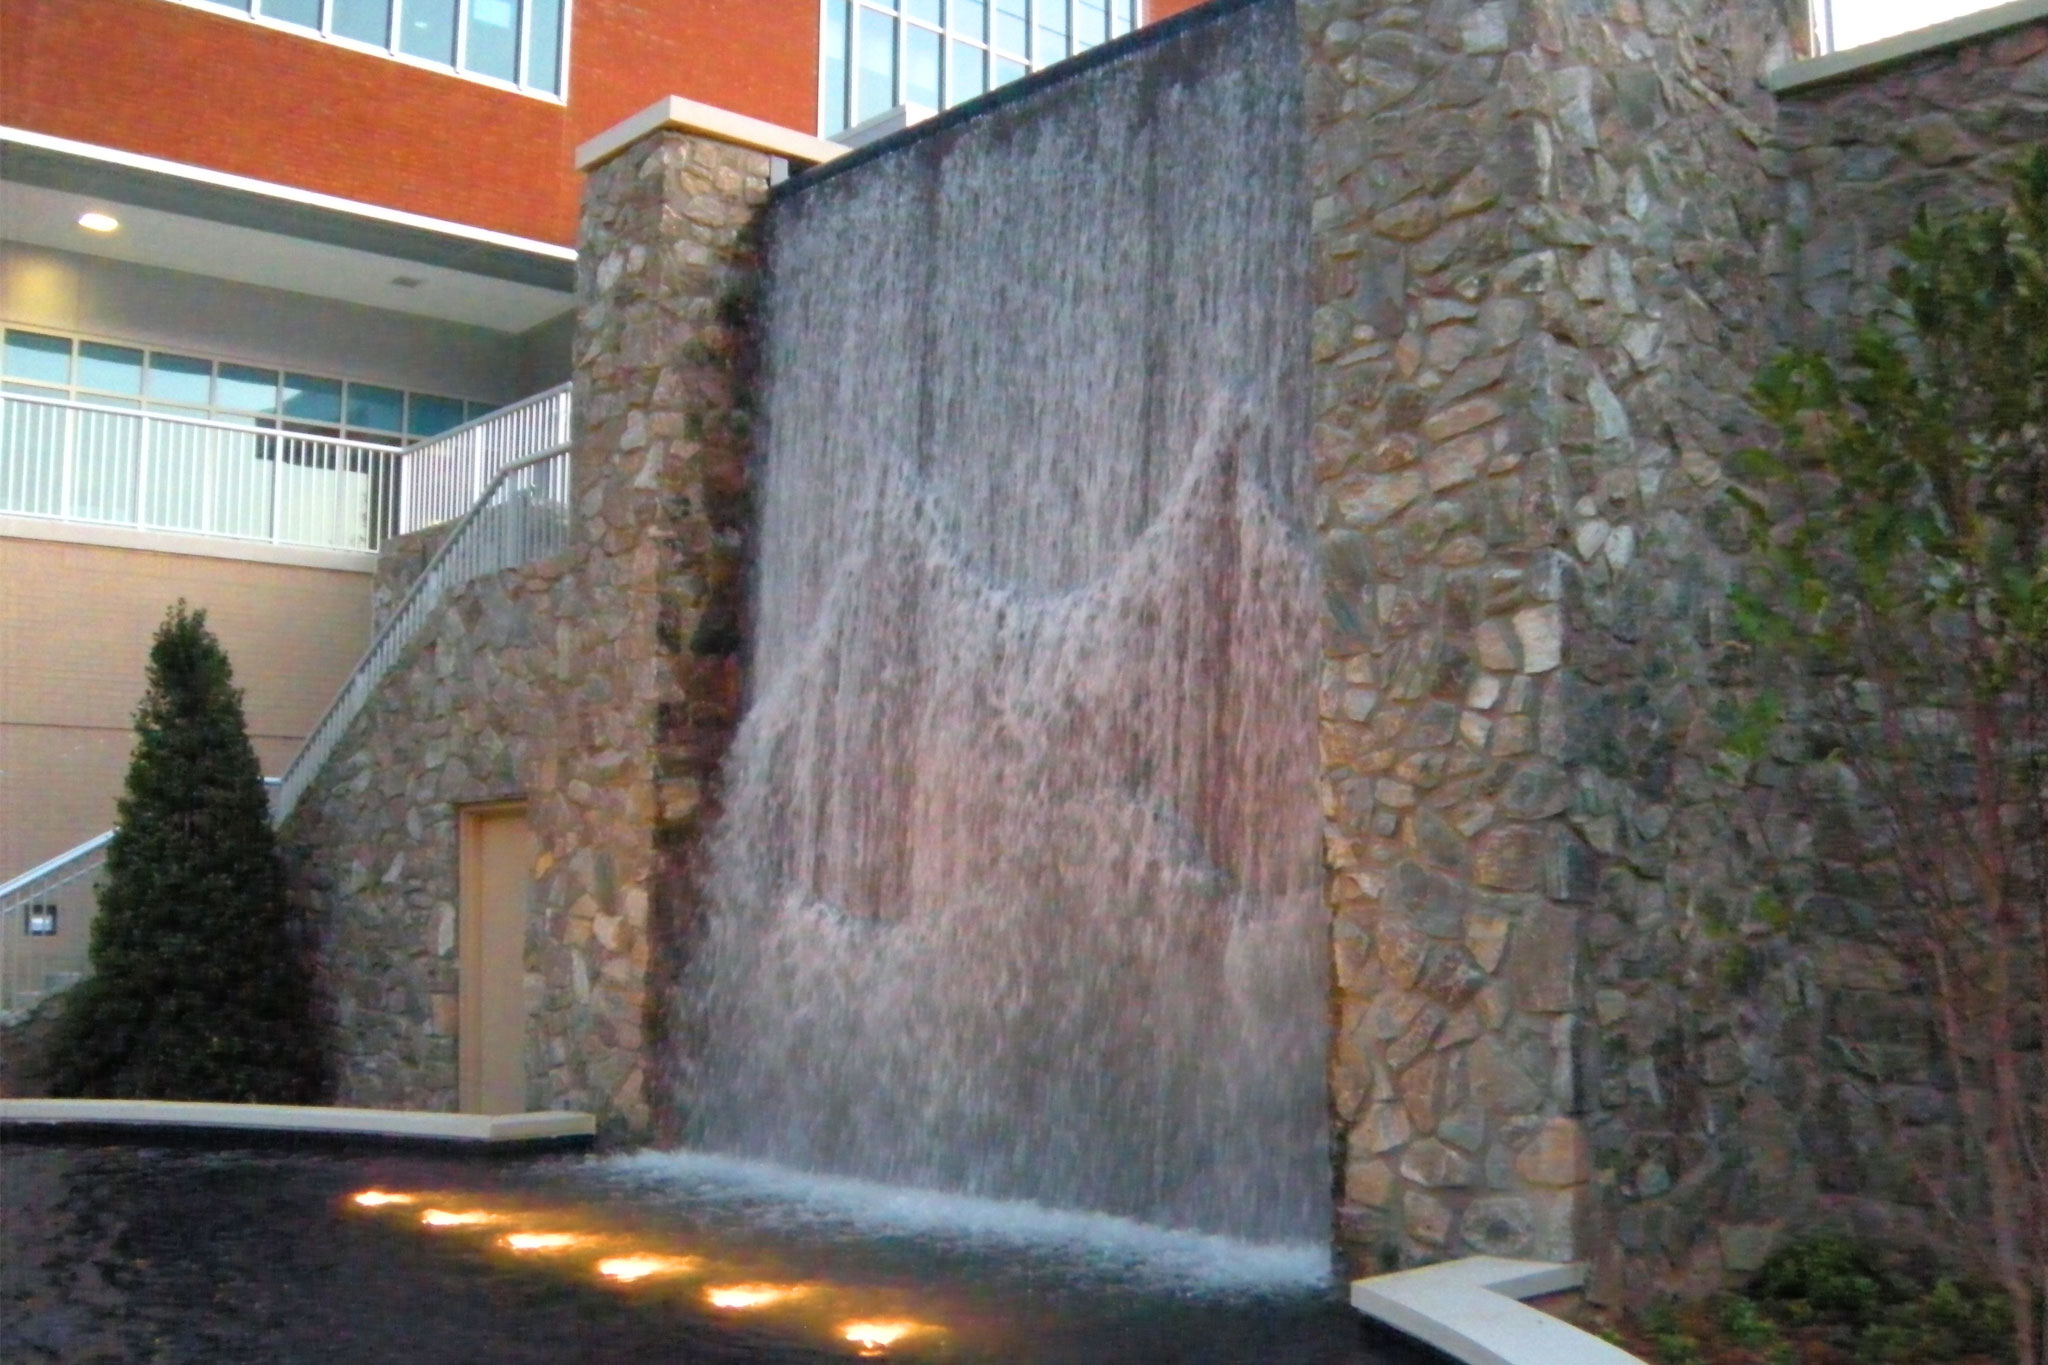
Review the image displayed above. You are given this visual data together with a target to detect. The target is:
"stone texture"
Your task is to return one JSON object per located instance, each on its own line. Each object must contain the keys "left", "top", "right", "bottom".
{"left": 281, "top": 129, "right": 769, "bottom": 1143}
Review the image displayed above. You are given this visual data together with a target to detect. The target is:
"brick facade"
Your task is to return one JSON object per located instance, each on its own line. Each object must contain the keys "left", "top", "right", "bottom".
{"left": 0, "top": 0, "right": 818, "bottom": 245}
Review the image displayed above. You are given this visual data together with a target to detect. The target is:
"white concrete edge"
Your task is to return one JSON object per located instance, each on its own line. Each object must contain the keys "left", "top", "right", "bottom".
{"left": 1352, "top": 1256, "right": 1647, "bottom": 1365}
{"left": 574, "top": 96, "right": 848, "bottom": 173}
{"left": 1768, "top": 0, "right": 2048, "bottom": 92}
{"left": 0, "top": 1098, "right": 596, "bottom": 1143}
{"left": 0, "top": 125, "right": 578, "bottom": 263}
{"left": 0, "top": 514, "right": 379, "bottom": 572}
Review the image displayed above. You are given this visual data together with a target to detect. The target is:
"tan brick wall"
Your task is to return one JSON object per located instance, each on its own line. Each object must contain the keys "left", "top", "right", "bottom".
{"left": 0, "top": 534, "right": 371, "bottom": 874}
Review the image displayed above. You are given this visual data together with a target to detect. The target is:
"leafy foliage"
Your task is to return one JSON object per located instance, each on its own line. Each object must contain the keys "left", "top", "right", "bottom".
{"left": 45, "top": 604, "right": 326, "bottom": 1102}
{"left": 1620, "top": 1237, "right": 2008, "bottom": 1365}
{"left": 1728, "top": 149, "right": 2048, "bottom": 1365}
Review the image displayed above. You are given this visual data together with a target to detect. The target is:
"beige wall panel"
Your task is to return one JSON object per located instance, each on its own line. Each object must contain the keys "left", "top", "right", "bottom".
{"left": 0, "top": 534, "right": 370, "bottom": 873}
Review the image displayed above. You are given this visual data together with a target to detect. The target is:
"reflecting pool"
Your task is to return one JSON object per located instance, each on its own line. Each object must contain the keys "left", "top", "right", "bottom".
{"left": 0, "top": 1142, "right": 1449, "bottom": 1363}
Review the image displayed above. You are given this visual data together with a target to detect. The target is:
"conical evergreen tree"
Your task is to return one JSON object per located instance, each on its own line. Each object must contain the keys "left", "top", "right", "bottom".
{"left": 46, "top": 603, "right": 326, "bottom": 1101}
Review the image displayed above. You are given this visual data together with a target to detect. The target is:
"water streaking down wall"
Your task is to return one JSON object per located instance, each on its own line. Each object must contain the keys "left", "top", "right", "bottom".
{"left": 679, "top": 0, "right": 1325, "bottom": 1244}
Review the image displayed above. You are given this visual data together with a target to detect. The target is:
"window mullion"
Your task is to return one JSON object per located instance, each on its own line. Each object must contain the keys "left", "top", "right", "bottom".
{"left": 517, "top": 0, "right": 531, "bottom": 90}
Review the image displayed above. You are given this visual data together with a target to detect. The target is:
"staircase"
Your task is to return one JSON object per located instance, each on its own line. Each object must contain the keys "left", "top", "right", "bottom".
{"left": 1, "top": 402, "right": 576, "bottom": 1019}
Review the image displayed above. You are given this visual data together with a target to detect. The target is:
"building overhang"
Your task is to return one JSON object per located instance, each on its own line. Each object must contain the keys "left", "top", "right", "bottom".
{"left": 0, "top": 128, "right": 575, "bottom": 333}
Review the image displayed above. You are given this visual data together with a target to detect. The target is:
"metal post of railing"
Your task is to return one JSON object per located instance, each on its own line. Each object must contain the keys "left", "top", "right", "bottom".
{"left": 59, "top": 402, "right": 76, "bottom": 521}
{"left": 136, "top": 411, "right": 152, "bottom": 530}
{"left": 268, "top": 430, "right": 284, "bottom": 545}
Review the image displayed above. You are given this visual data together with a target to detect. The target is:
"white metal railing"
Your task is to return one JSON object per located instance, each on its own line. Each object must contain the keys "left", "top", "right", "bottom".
{"left": 273, "top": 442, "right": 572, "bottom": 822}
{"left": 0, "top": 831, "right": 111, "bottom": 1019}
{"left": 0, "top": 392, "right": 405, "bottom": 552}
{"left": 398, "top": 382, "right": 571, "bottom": 534}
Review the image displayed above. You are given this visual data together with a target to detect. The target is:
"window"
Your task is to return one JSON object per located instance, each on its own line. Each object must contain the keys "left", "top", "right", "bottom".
{"left": 821, "top": 0, "right": 1138, "bottom": 137}
{"left": 26, "top": 905, "right": 58, "bottom": 937}
{"left": 1814, "top": 0, "right": 2010, "bottom": 51}
{"left": 1, "top": 327, "right": 488, "bottom": 445}
{"left": 181, "top": 0, "right": 566, "bottom": 96}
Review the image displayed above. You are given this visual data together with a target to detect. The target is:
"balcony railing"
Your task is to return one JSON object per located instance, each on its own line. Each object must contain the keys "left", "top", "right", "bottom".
{"left": 398, "top": 382, "right": 571, "bottom": 534}
{"left": 272, "top": 442, "right": 572, "bottom": 822}
{"left": 0, "top": 392, "right": 406, "bottom": 553}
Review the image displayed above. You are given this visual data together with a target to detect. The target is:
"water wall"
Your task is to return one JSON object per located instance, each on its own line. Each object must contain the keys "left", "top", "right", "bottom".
{"left": 678, "top": 0, "right": 1323, "bottom": 1244}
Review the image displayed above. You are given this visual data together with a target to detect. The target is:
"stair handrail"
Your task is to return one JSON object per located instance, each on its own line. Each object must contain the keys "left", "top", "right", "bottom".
{"left": 0, "top": 831, "right": 113, "bottom": 912}
{"left": 272, "top": 440, "right": 573, "bottom": 824}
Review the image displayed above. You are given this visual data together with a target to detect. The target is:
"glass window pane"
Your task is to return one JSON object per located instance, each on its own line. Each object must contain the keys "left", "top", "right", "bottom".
{"left": 824, "top": 0, "right": 851, "bottom": 134}
{"left": 257, "top": 0, "right": 320, "bottom": 27}
{"left": 525, "top": 0, "right": 563, "bottom": 90}
{"left": 993, "top": 54, "right": 1027, "bottom": 87}
{"left": 282, "top": 374, "right": 344, "bottom": 424}
{"left": 953, "top": 0, "right": 985, "bottom": 40}
{"left": 1111, "top": 0, "right": 1133, "bottom": 37}
{"left": 332, "top": 0, "right": 392, "bottom": 44}
{"left": 77, "top": 342, "right": 144, "bottom": 396}
{"left": 948, "top": 39, "right": 985, "bottom": 105}
{"left": 398, "top": 0, "right": 457, "bottom": 63}
{"left": 994, "top": 0, "right": 1028, "bottom": 55}
{"left": 3, "top": 330, "right": 72, "bottom": 385}
{"left": 407, "top": 393, "right": 466, "bottom": 437}
{"left": 146, "top": 353, "right": 212, "bottom": 406}
{"left": 217, "top": 364, "right": 281, "bottom": 413}
{"left": 346, "top": 383, "right": 405, "bottom": 432}
{"left": 2, "top": 381, "right": 66, "bottom": 400}
{"left": 906, "top": 24, "right": 941, "bottom": 108}
{"left": 464, "top": 0, "right": 518, "bottom": 80}
{"left": 857, "top": 7, "right": 897, "bottom": 123}
{"left": 1077, "top": 0, "right": 1107, "bottom": 47}
{"left": 905, "top": 0, "right": 941, "bottom": 21}
{"left": 1038, "top": 26, "right": 1068, "bottom": 61}
{"left": 202, "top": 0, "right": 252, "bottom": 10}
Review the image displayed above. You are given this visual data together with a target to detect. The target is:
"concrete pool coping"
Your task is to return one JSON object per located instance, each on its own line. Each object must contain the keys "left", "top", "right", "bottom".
{"left": 1352, "top": 1256, "right": 1647, "bottom": 1365}
{"left": 0, "top": 1098, "right": 596, "bottom": 1151}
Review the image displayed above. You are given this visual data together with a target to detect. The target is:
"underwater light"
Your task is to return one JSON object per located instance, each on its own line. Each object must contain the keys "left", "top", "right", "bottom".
{"left": 842, "top": 1320, "right": 926, "bottom": 1353}
{"left": 500, "top": 1232, "right": 589, "bottom": 1253}
{"left": 420, "top": 1209, "right": 499, "bottom": 1228}
{"left": 350, "top": 1190, "right": 416, "bottom": 1207}
{"left": 596, "top": 1254, "right": 701, "bottom": 1283}
{"left": 705, "top": 1283, "right": 805, "bottom": 1310}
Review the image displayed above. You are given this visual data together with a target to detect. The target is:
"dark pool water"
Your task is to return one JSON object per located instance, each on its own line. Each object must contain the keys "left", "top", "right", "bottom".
{"left": 0, "top": 1141, "right": 1447, "bottom": 1364}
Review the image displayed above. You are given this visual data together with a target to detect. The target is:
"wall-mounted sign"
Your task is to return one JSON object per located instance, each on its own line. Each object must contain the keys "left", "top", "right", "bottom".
{"left": 26, "top": 905, "right": 57, "bottom": 937}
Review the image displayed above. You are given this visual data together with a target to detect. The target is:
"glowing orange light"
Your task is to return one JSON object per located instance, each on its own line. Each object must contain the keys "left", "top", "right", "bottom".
{"left": 596, "top": 1254, "right": 701, "bottom": 1283}
{"left": 351, "top": 1190, "right": 416, "bottom": 1207}
{"left": 704, "top": 1283, "right": 805, "bottom": 1310}
{"left": 500, "top": 1232, "right": 588, "bottom": 1253}
{"left": 420, "top": 1209, "right": 499, "bottom": 1228}
{"left": 842, "top": 1321, "right": 925, "bottom": 1354}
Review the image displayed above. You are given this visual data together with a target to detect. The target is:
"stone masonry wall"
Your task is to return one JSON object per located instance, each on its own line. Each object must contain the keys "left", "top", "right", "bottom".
{"left": 1304, "top": 0, "right": 2048, "bottom": 1299}
{"left": 1744, "top": 16, "right": 2048, "bottom": 1263}
{"left": 281, "top": 129, "right": 767, "bottom": 1140}
{"left": 1781, "top": 18, "right": 2048, "bottom": 347}
{"left": 1301, "top": 0, "right": 1809, "bottom": 1288}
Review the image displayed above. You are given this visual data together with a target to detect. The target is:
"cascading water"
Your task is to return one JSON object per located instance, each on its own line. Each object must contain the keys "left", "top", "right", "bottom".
{"left": 680, "top": 0, "right": 1326, "bottom": 1245}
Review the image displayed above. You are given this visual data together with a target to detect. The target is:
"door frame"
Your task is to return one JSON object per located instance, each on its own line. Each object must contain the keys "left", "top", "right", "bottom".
{"left": 457, "top": 799, "right": 532, "bottom": 1114}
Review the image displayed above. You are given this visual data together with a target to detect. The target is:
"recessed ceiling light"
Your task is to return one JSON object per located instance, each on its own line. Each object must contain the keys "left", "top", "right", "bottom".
{"left": 77, "top": 211, "right": 121, "bottom": 233}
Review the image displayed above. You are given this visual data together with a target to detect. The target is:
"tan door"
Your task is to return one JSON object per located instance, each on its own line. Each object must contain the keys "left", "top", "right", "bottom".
{"left": 459, "top": 803, "right": 535, "bottom": 1114}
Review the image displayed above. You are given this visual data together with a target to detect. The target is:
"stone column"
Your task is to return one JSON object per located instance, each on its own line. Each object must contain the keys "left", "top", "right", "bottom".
{"left": 570, "top": 114, "right": 795, "bottom": 1140}
{"left": 1302, "top": 0, "right": 1804, "bottom": 1286}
